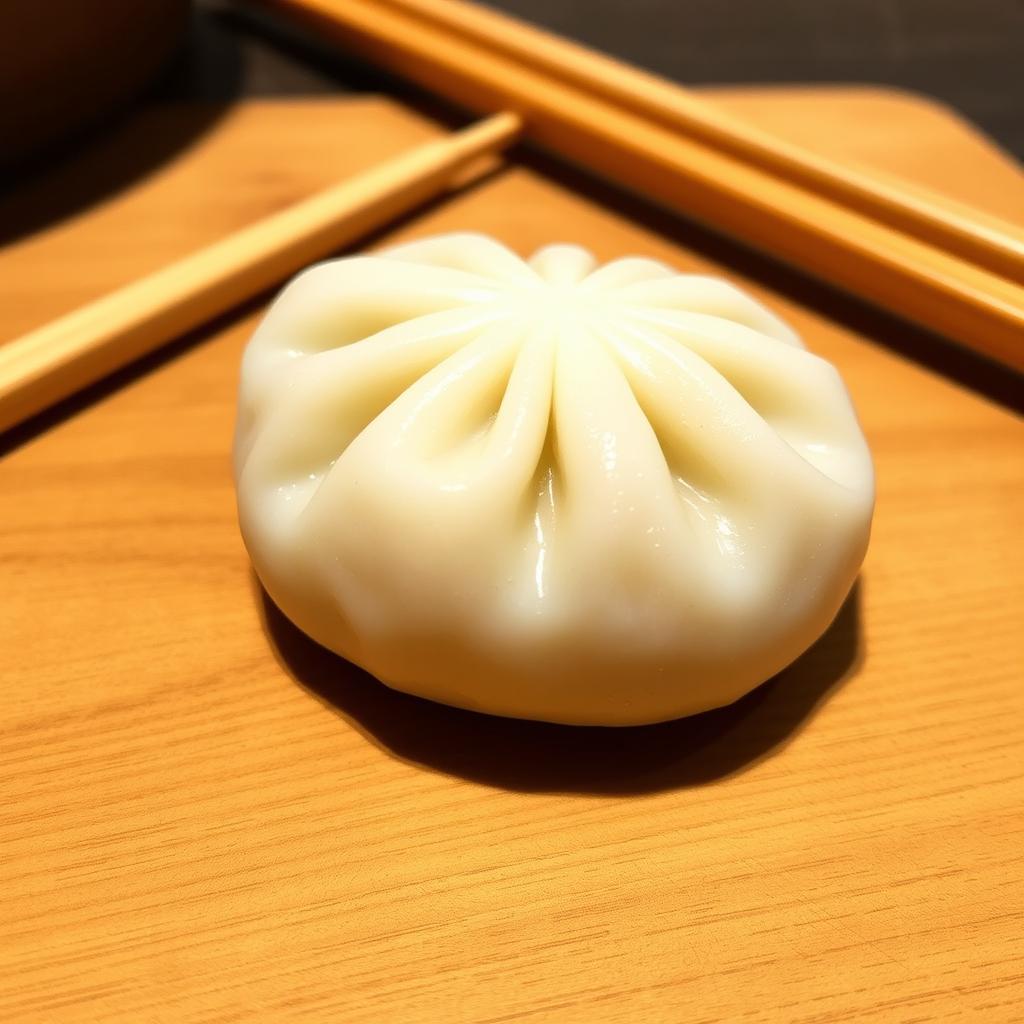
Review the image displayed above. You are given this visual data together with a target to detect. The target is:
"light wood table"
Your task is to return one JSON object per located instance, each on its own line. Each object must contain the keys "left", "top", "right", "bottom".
{"left": 2, "top": 89, "right": 1022, "bottom": 1023}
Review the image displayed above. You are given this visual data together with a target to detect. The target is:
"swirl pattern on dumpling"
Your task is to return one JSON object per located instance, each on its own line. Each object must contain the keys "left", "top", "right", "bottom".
{"left": 235, "top": 234, "right": 873, "bottom": 725}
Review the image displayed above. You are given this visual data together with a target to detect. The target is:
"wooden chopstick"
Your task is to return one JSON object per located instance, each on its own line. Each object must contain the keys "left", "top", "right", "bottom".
{"left": 251, "top": 0, "right": 1024, "bottom": 371}
{"left": 373, "top": 0, "right": 1024, "bottom": 287}
{"left": 0, "top": 112, "right": 522, "bottom": 435}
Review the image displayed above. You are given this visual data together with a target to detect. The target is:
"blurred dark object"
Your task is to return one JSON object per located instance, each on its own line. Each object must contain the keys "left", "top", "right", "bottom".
{"left": 0, "top": 0, "right": 191, "bottom": 168}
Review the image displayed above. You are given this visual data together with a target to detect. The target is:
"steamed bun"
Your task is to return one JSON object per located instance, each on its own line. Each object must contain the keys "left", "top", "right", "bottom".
{"left": 234, "top": 234, "right": 873, "bottom": 725}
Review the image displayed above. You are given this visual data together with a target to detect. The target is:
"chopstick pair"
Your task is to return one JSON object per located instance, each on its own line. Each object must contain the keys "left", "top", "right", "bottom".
{"left": 250, "top": 0, "right": 1024, "bottom": 372}
{"left": 0, "top": 112, "right": 522, "bottom": 434}
{"left": 373, "top": 0, "right": 1024, "bottom": 286}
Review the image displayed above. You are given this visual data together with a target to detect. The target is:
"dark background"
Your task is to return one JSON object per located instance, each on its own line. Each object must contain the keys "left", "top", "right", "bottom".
{"left": 173, "top": 0, "right": 1024, "bottom": 159}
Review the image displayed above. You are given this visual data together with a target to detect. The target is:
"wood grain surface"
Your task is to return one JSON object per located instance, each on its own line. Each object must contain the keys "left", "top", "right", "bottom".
{"left": 2, "top": 90, "right": 1023, "bottom": 1023}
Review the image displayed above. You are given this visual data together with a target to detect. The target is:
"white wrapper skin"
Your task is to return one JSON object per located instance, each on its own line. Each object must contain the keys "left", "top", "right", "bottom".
{"left": 234, "top": 234, "right": 874, "bottom": 725}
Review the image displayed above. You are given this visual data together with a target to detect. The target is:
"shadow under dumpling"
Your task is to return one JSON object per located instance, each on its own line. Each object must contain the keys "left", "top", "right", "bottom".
{"left": 257, "top": 576, "right": 863, "bottom": 795}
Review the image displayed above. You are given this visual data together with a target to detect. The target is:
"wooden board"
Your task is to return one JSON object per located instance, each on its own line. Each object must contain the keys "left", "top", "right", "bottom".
{"left": 2, "top": 89, "right": 1022, "bottom": 1023}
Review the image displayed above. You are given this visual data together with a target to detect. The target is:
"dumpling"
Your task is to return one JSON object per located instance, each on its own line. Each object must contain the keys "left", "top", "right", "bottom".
{"left": 234, "top": 233, "right": 873, "bottom": 726}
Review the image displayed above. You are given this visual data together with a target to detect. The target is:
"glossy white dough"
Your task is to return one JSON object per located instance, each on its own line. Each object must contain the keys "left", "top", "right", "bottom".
{"left": 234, "top": 234, "right": 874, "bottom": 725}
